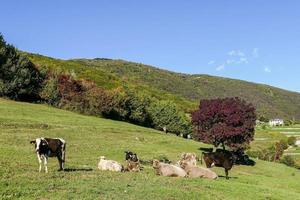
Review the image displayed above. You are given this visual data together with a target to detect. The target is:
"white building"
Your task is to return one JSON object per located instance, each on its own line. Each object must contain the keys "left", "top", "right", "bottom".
{"left": 269, "top": 119, "right": 284, "bottom": 126}
{"left": 296, "top": 140, "right": 300, "bottom": 146}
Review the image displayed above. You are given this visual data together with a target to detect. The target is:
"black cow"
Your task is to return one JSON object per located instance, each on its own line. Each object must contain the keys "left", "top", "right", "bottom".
{"left": 201, "top": 150, "right": 233, "bottom": 179}
{"left": 30, "top": 137, "right": 66, "bottom": 173}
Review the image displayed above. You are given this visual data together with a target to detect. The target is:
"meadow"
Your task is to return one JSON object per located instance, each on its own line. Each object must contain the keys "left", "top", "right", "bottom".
{"left": 0, "top": 98, "right": 300, "bottom": 200}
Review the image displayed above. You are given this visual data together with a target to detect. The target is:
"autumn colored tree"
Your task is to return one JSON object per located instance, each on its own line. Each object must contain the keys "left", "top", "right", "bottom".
{"left": 192, "top": 97, "right": 256, "bottom": 150}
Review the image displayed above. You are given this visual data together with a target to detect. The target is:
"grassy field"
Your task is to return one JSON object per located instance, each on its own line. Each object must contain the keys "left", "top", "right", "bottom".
{"left": 0, "top": 98, "right": 300, "bottom": 200}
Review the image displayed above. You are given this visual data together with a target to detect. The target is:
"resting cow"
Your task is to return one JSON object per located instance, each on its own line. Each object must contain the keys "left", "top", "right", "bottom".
{"left": 152, "top": 159, "right": 186, "bottom": 177}
{"left": 180, "top": 161, "right": 218, "bottom": 179}
{"left": 177, "top": 152, "right": 197, "bottom": 167}
{"left": 124, "top": 151, "right": 141, "bottom": 172}
{"left": 201, "top": 150, "right": 233, "bottom": 179}
{"left": 30, "top": 137, "right": 66, "bottom": 173}
{"left": 98, "top": 156, "right": 124, "bottom": 172}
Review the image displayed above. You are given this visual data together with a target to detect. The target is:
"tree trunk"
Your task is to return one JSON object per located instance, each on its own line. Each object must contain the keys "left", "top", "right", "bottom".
{"left": 222, "top": 142, "right": 225, "bottom": 150}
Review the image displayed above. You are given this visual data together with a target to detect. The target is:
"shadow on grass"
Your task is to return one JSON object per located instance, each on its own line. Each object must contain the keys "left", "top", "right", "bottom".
{"left": 63, "top": 168, "right": 93, "bottom": 172}
{"left": 218, "top": 175, "right": 238, "bottom": 180}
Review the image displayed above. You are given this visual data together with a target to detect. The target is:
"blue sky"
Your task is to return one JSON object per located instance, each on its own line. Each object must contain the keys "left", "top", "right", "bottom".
{"left": 1, "top": 1, "right": 300, "bottom": 92}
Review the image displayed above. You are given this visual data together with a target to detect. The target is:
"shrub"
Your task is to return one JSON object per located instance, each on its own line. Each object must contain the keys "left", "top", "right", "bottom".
{"left": 258, "top": 115, "right": 269, "bottom": 123}
{"left": 280, "top": 155, "right": 295, "bottom": 167}
{"left": 246, "top": 150, "right": 260, "bottom": 158}
{"left": 274, "top": 140, "right": 288, "bottom": 161}
{"left": 287, "top": 136, "right": 296, "bottom": 146}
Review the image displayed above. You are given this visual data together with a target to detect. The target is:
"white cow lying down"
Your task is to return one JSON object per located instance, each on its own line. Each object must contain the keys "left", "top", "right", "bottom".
{"left": 180, "top": 161, "right": 218, "bottom": 180}
{"left": 152, "top": 159, "right": 186, "bottom": 177}
{"left": 98, "top": 156, "right": 124, "bottom": 172}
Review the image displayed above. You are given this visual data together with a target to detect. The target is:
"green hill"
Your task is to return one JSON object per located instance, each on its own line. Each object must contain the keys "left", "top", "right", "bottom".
{"left": 24, "top": 52, "right": 300, "bottom": 120}
{"left": 0, "top": 98, "right": 299, "bottom": 199}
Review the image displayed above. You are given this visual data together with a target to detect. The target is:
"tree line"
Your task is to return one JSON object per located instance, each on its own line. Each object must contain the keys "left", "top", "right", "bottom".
{"left": 0, "top": 34, "right": 192, "bottom": 137}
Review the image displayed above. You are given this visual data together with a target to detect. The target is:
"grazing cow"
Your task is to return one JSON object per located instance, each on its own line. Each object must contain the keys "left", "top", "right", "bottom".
{"left": 201, "top": 150, "right": 233, "bottom": 179}
{"left": 30, "top": 137, "right": 66, "bottom": 173}
{"left": 180, "top": 161, "right": 218, "bottom": 179}
{"left": 152, "top": 159, "right": 186, "bottom": 177}
{"left": 177, "top": 152, "right": 197, "bottom": 167}
{"left": 124, "top": 151, "right": 141, "bottom": 172}
{"left": 98, "top": 156, "right": 123, "bottom": 172}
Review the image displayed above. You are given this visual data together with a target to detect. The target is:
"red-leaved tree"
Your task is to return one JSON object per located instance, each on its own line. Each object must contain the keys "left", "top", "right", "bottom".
{"left": 192, "top": 97, "right": 256, "bottom": 150}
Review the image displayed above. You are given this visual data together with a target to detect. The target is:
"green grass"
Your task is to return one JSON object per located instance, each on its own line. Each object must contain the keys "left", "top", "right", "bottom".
{"left": 0, "top": 98, "right": 300, "bottom": 200}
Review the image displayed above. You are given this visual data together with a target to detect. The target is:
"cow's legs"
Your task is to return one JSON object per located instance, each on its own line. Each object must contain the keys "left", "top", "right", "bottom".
{"left": 43, "top": 156, "right": 48, "bottom": 173}
{"left": 61, "top": 143, "right": 66, "bottom": 170}
{"left": 57, "top": 154, "right": 64, "bottom": 171}
{"left": 225, "top": 169, "right": 229, "bottom": 179}
{"left": 37, "top": 153, "right": 42, "bottom": 172}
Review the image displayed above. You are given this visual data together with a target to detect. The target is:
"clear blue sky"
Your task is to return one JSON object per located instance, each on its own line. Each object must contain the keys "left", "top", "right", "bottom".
{"left": 1, "top": 1, "right": 300, "bottom": 92}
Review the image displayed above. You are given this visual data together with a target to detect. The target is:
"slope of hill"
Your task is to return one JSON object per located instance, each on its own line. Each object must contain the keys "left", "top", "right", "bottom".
{"left": 24, "top": 52, "right": 300, "bottom": 119}
{"left": 0, "top": 98, "right": 299, "bottom": 200}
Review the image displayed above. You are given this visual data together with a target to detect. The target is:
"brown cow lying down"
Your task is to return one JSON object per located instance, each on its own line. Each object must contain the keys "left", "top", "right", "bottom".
{"left": 98, "top": 156, "right": 124, "bottom": 172}
{"left": 177, "top": 152, "right": 197, "bottom": 167}
{"left": 125, "top": 160, "right": 141, "bottom": 172}
{"left": 124, "top": 151, "right": 141, "bottom": 172}
{"left": 152, "top": 159, "right": 186, "bottom": 177}
{"left": 180, "top": 161, "right": 218, "bottom": 180}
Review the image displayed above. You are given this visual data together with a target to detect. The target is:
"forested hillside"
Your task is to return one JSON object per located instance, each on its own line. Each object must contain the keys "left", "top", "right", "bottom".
{"left": 25, "top": 52, "right": 300, "bottom": 120}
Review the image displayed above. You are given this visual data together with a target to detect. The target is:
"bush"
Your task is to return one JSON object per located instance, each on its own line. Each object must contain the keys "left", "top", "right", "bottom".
{"left": 287, "top": 136, "right": 296, "bottom": 146}
{"left": 258, "top": 115, "right": 269, "bottom": 123}
{"left": 280, "top": 155, "right": 295, "bottom": 167}
{"left": 284, "top": 119, "right": 295, "bottom": 126}
{"left": 246, "top": 150, "right": 261, "bottom": 158}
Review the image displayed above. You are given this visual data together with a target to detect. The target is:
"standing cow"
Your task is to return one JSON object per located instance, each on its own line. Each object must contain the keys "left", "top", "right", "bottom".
{"left": 201, "top": 150, "right": 233, "bottom": 179}
{"left": 30, "top": 137, "right": 66, "bottom": 173}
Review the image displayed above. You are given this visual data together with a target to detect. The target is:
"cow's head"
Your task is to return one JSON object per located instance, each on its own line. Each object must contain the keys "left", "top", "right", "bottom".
{"left": 125, "top": 151, "right": 139, "bottom": 162}
{"left": 152, "top": 159, "right": 160, "bottom": 168}
{"left": 30, "top": 138, "right": 48, "bottom": 154}
{"left": 202, "top": 153, "right": 214, "bottom": 168}
{"left": 100, "top": 156, "right": 106, "bottom": 160}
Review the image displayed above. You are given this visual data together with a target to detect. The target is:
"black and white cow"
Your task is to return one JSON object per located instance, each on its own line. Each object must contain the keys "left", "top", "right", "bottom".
{"left": 30, "top": 137, "right": 66, "bottom": 173}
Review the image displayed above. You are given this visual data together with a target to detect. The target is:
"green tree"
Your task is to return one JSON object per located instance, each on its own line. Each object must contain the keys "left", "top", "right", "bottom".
{"left": 123, "top": 90, "right": 152, "bottom": 126}
{"left": 148, "top": 100, "right": 192, "bottom": 136}
{"left": 0, "top": 34, "right": 42, "bottom": 100}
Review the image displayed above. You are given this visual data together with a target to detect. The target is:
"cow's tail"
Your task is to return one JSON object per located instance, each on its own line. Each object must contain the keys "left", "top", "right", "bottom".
{"left": 62, "top": 142, "right": 66, "bottom": 162}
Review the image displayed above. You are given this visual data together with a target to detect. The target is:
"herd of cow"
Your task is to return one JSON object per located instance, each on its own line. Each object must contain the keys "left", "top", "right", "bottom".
{"left": 30, "top": 137, "right": 236, "bottom": 179}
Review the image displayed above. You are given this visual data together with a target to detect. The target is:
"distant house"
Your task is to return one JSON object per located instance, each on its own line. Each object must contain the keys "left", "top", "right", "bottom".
{"left": 296, "top": 139, "right": 300, "bottom": 146}
{"left": 269, "top": 119, "right": 284, "bottom": 126}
